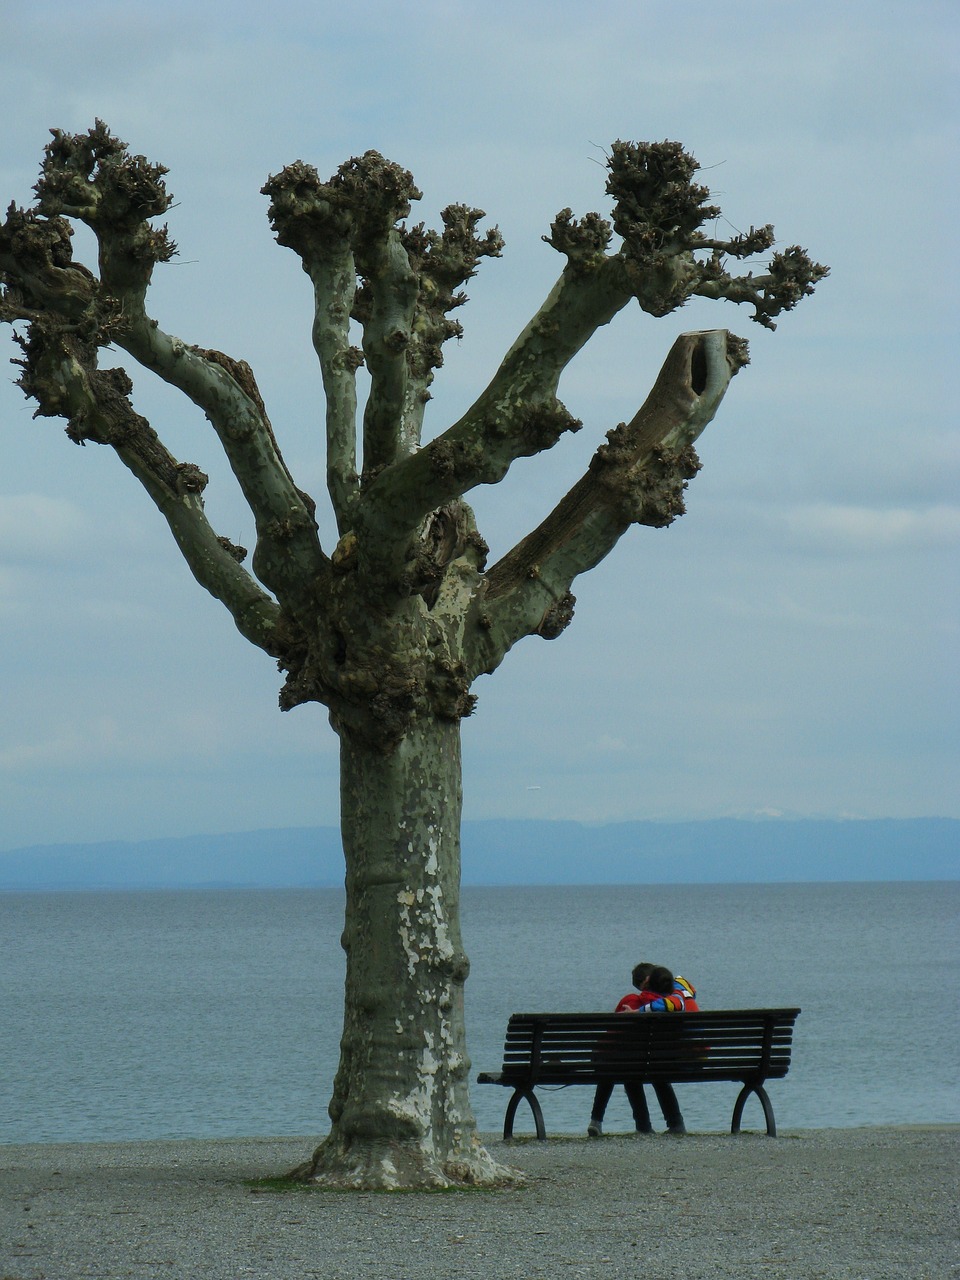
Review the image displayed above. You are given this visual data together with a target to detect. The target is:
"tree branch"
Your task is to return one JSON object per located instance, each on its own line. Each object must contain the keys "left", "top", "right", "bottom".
{"left": 263, "top": 152, "right": 425, "bottom": 487}
{"left": 263, "top": 160, "right": 507, "bottom": 500}
{"left": 602, "top": 141, "right": 828, "bottom": 328}
{"left": 356, "top": 253, "right": 629, "bottom": 567}
{"left": 311, "top": 242, "right": 362, "bottom": 532}
{"left": 464, "top": 330, "right": 748, "bottom": 678}
{"left": 355, "top": 228, "right": 418, "bottom": 477}
{"left": 113, "top": 321, "right": 327, "bottom": 622}
{"left": 691, "top": 244, "right": 830, "bottom": 330}
{"left": 259, "top": 161, "right": 361, "bottom": 532}
{"left": 359, "top": 140, "right": 826, "bottom": 569}
{"left": 11, "top": 315, "right": 289, "bottom": 659}
{"left": 23, "top": 124, "right": 329, "bottom": 623}
{"left": 398, "top": 205, "right": 504, "bottom": 454}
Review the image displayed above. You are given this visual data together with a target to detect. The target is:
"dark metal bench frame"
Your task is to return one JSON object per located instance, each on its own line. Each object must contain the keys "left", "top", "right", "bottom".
{"left": 477, "top": 1008, "right": 801, "bottom": 1139}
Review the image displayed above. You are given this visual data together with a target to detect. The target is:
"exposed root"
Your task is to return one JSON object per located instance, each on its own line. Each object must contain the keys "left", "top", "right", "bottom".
{"left": 287, "top": 1132, "right": 523, "bottom": 1191}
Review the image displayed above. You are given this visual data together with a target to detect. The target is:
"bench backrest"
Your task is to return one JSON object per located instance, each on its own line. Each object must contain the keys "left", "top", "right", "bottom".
{"left": 498, "top": 1009, "right": 800, "bottom": 1085}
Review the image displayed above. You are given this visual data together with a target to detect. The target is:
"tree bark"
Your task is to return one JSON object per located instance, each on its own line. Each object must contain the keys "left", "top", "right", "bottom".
{"left": 290, "top": 717, "right": 515, "bottom": 1188}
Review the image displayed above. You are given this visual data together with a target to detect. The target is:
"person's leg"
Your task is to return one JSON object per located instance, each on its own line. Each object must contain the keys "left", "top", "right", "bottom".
{"left": 653, "top": 1082, "right": 686, "bottom": 1134}
{"left": 587, "top": 1081, "right": 614, "bottom": 1135}
{"left": 624, "top": 1082, "right": 654, "bottom": 1134}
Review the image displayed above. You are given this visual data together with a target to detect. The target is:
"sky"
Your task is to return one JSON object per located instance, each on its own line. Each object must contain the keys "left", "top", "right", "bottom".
{"left": 0, "top": 0, "right": 957, "bottom": 852}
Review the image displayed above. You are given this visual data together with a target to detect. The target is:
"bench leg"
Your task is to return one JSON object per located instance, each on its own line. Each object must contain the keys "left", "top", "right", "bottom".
{"left": 731, "top": 1083, "right": 777, "bottom": 1137}
{"left": 503, "top": 1087, "right": 546, "bottom": 1140}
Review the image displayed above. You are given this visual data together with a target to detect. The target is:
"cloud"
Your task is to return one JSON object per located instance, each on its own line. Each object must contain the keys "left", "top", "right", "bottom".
{"left": 0, "top": 494, "right": 91, "bottom": 565}
{"left": 0, "top": 717, "right": 126, "bottom": 775}
{"left": 780, "top": 502, "right": 960, "bottom": 553}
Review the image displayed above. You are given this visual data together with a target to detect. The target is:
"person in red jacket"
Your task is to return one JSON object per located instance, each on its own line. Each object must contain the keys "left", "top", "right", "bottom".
{"left": 587, "top": 963, "right": 694, "bottom": 1136}
{"left": 625, "top": 967, "right": 699, "bottom": 1015}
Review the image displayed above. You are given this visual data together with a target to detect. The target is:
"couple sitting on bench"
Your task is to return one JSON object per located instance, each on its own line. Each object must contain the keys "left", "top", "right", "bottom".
{"left": 587, "top": 962, "right": 697, "bottom": 1137}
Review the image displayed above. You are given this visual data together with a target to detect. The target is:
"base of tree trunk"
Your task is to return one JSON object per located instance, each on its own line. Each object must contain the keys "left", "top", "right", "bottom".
{"left": 287, "top": 1133, "right": 522, "bottom": 1190}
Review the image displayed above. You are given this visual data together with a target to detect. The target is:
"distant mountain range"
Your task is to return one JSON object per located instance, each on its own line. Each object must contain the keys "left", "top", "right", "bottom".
{"left": 0, "top": 817, "right": 955, "bottom": 890}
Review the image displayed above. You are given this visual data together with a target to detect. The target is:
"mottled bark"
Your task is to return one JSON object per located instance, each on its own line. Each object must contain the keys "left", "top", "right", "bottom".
{"left": 1, "top": 125, "right": 826, "bottom": 1188}
{"left": 291, "top": 719, "right": 513, "bottom": 1188}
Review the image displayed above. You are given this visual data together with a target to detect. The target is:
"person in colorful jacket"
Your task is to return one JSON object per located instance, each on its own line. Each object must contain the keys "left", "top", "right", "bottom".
{"left": 618, "top": 967, "right": 699, "bottom": 1015}
{"left": 586, "top": 963, "right": 694, "bottom": 1136}
{"left": 673, "top": 973, "right": 699, "bottom": 1008}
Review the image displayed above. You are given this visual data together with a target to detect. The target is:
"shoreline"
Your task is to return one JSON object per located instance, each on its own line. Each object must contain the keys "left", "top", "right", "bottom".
{"left": 1, "top": 1119, "right": 956, "bottom": 1157}
{"left": 2, "top": 1126, "right": 957, "bottom": 1279}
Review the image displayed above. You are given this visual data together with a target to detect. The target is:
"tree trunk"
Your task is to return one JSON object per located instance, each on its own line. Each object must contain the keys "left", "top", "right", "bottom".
{"left": 291, "top": 716, "right": 515, "bottom": 1188}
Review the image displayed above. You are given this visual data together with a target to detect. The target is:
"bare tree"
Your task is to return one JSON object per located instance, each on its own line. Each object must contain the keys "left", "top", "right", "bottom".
{"left": 0, "top": 124, "right": 826, "bottom": 1187}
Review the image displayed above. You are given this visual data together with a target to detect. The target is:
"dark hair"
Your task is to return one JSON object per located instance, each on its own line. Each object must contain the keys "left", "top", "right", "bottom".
{"left": 631, "top": 962, "right": 654, "bottom": 989}
{"left": 645, "top": 965, "right": 675, "bottom": 996}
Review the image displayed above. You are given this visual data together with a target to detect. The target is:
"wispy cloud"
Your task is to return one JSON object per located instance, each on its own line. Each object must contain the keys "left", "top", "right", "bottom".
{"left": 0, "top": 494, "right": 91, "bottom": 565}
{"left": 781, "top": 503, "right": 960, "bottom": 552}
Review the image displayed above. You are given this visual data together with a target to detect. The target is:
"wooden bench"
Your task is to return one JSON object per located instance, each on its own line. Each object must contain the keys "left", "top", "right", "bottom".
{"left": 477, "top": 1008, "right": 800, "bottom": 1138}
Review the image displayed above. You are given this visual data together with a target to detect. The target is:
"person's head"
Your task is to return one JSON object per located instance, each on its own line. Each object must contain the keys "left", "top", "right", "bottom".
{"left": 631, "top": 962, "right": 654, "bottom": 990}
{"left": 645, "top": 965, "right": 675, "bottom": 996}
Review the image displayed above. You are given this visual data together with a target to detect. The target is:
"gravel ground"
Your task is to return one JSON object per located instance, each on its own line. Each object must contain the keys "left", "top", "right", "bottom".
{"left": 1, "top": 1127, "right": 957, "bottom": 1279}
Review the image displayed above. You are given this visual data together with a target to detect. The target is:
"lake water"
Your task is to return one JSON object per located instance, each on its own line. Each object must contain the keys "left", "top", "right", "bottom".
{"left": 1, "top": 881, "right": 957, "bottom": 1144}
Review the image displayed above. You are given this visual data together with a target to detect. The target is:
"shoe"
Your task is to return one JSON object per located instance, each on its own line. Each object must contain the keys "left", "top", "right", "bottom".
{"left": 587, "top": 1120, "right": 602, "bottom": 1138}
{"left": 665, "top": 1122, "right": 687, "bottom": 1135}
{"left": 635, "top": 1125, "right": 654, "bottom": 1136}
